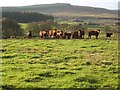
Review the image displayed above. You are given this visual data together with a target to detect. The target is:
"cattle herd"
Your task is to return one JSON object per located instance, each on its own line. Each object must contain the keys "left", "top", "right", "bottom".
{"left": 28, "top": 29, "right": 113, "bottom": 39}
{"left": 39, "top": 29, "right": 85, "bottom": 39}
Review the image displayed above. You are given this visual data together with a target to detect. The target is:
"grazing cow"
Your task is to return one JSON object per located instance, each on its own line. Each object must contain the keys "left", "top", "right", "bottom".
{"left": 88, "top": 29, "right": 100, "bottom": 39}
{"left": 106, "top": 32, "right": 113, "bottom": 38}
{"left": 79, "top": 30, "right": 84, "bottom": 39}
{"left": 64, "top": 32, "right": 73, "bottom": 39}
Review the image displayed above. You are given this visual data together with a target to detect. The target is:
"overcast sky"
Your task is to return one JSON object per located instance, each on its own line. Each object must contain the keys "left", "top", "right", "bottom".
{"left": 0, "top": 0, "right": 119, "bottom": 10}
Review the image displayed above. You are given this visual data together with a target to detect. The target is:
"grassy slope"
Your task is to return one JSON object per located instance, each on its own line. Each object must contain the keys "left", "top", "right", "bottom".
{"left": 1, "top": 39, "right": 118, "bottom": 88}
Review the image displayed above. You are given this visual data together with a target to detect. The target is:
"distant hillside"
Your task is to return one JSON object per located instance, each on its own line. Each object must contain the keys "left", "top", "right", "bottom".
{"left": 2, "top": 3, "right": 118, "bottom": 18}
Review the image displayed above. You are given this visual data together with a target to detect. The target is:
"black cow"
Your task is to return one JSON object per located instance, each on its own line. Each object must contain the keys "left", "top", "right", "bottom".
{"left": 73, "top": 31, "right": 79, "bottom": 39}
{"left": 28, "top": 31, "right": 32, "bottom": 38}
{"left": 106, "top": 32, "right": 113, "bottom": 38}
{"left": 64, "top": 32, "right": 73, "bottom": 39}
{"left": 79, "top": 30, "right": 84, "bottom": 39}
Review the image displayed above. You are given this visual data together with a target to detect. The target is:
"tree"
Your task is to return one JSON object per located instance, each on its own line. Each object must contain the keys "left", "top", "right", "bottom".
{"left": 2, "top": 18, "right": 23, "bottom": 38}
{"left": 26, "top": 22, "right": 40, "bottom": 36}
{"left": 53, "top": 23, "right": 69, "bottom": 31}
{"left": 67, "top": 24, "right": 85, "bottom": 32}
{"left": 26, "top": 20, "right": 54, "bottom": 36}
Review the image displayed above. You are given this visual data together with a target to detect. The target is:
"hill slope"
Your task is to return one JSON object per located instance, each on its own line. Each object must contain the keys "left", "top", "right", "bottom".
{"left": 2, "top": 3, "right": 117, "bottom": 18}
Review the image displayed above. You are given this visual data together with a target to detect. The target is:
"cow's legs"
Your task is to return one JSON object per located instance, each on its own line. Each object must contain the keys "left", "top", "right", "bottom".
{"left": 88, "top": 34, "right": 91, "bottom": 39}
{"left": 96, "top": 35, "right": 98, "bottom": 39}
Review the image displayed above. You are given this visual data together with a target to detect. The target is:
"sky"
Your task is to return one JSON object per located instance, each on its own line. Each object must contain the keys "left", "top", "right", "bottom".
{"left": 0, "top": 0, "right": 119, "bottom": 10}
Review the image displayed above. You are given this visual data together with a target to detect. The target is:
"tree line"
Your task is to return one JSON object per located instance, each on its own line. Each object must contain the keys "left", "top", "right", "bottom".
{"left": 2, "top": 12, "right": 54, "bottom": 23}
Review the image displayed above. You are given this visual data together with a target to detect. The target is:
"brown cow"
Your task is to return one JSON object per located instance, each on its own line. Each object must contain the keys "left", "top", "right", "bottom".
{"left": 39, "top": 30, "right": 49, "bottom": 39}
{"left": 39, "top": 30, "right": 46, "bottom": 38}
{"left": 56, "top": 30, "right": 63, "bottom": 39}
{"left": 88, "top": 29, "right": 100, "bottom": 39}
{"left": 49, "top": 29, "right": 56, "bottom": 38}
{"left": 48, "top": 29, "right": 63, "bottom": 39}
{"left": 40, "top": 29, "right": 63, "bottom": 39}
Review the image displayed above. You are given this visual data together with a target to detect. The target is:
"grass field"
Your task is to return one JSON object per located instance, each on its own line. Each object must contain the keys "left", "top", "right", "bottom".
{"left": 1, "top": 38, "right": 118, "bottom": 89}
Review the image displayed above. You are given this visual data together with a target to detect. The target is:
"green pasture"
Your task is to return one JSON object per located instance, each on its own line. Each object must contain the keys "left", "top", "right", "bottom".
{"left": 19, "top": 22, "right": 106, "bottom": 31}
{"left": 58, "top": 20, "right": 79, "bottom": 25}
{"left": 19, "top": 23, "right": 28, "bottom": 29}
{"left": 1, "top": 38, "right": 118, "bottom": 88}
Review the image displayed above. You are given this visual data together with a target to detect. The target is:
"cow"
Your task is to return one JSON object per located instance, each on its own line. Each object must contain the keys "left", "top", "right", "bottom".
{"left": 56, "top": 30, "right": 64, "bottom": 39}
{"left": 106, "top": 32, "right": 113, "bottom": 38}
{"left": 44, "top": 30, "right": 50, "bottom": 39}
{"left": 64, "top": 32, "right": 73, "bottom": 39}
{"left": 39, "top": 30, "right": 46, "bottom": 38}
{"left": 73, "top": 31, "right": 79, "bottom": 39}
{"left": 28, "top": 31, "right": 32, "bottom": 38}
{"left": 48, "top": 29, "right": 63, "bottom": 39}
{"left": 49, "top": 29, "right": 56, "bottom": 39}
{"left": 88, "top": 29, "right": 100, "bottom": 39}
{"left": 79, "top": 30, "right": 85, "bottom": 39}
{"left": 39, "top": 30, "right": 50, "bottom": 39}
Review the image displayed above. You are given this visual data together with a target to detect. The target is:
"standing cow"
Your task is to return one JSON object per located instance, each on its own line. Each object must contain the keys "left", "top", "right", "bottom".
{"left": 56, "top": 30, "right": 63, "bottom": 39}
{"left": 49, "top": 29, "right": 56, "bottom": 39}
{"left": 39, "top": 30, "right": 50, "bottom": 39}
{"left": 39, "top": 30, "right": 46, "bottom": 38}
{"left": 88, "top": 29, "right": 100, "bottom": 39}
{"left": 79, "top": 30, "right": 84, "bottom": 39}
{"left": 28, "top": 31, "right": 32, "bottom": 38}
{"left": 73, "top": 31, "right": 79, "bottom": 39}
{"left": 64, "top": 32, "right": 73, "bottom": 39}
{"left": 106, "top": 32, "right": 113, "bottom": 38}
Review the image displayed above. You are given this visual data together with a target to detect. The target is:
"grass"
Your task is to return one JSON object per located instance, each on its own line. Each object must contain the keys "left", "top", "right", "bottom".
{"left": 19, "top": 23, "right": 28, "bottom": 29}
{"left": 1, "top": 38, "right": 118, "bottom": 89}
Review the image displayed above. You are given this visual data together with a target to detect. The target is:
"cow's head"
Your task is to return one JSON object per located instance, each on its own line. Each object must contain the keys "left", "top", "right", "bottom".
{"left": 98, "top": 29, "right": 100, "bottom": 32}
